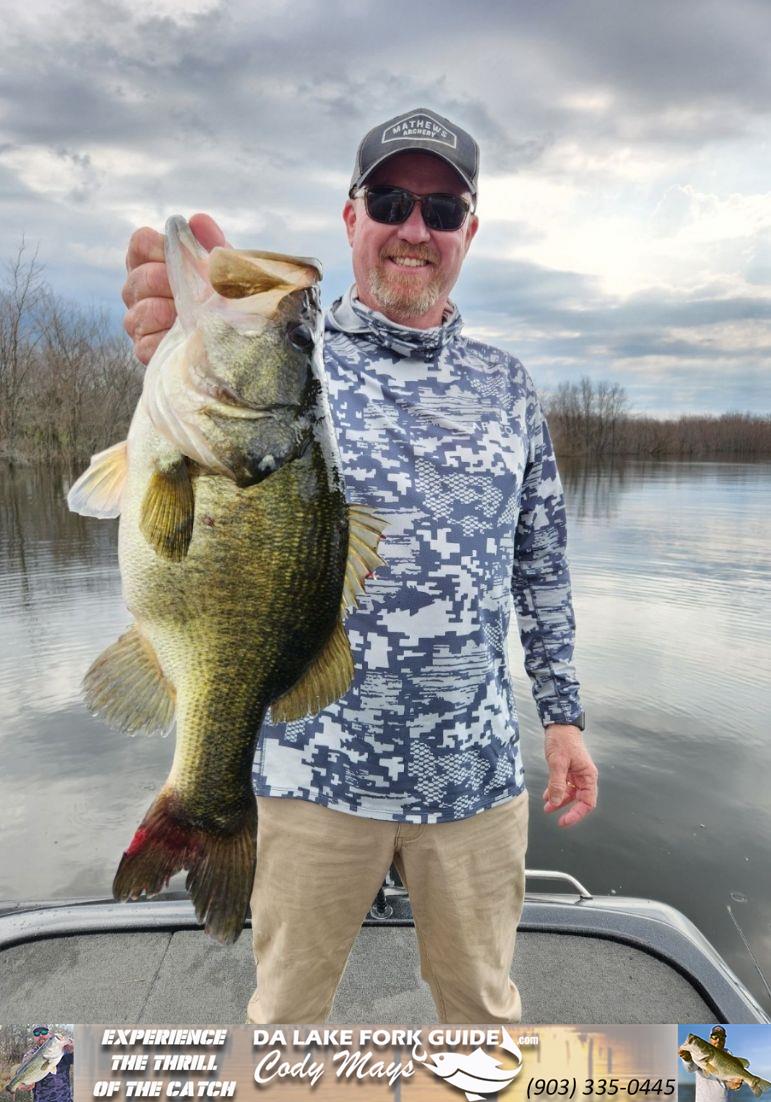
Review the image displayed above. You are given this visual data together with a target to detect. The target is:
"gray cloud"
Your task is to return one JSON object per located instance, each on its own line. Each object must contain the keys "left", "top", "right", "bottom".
{"left": 1, "top": 0, "right": 770, "bottom": 415}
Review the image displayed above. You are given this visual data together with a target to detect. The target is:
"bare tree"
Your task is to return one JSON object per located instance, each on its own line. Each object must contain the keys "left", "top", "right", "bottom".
{"left": 0, "top": 240, "right": 45, "bottom": 460}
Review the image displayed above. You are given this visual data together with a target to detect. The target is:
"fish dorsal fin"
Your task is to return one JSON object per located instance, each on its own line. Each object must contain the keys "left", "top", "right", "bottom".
{"left": 737, "top": 1059, "right": 751, "bottom": 1067}
{"left": 164, "top": 216, "right": 212, "bottom": 333}
{"left": 67, "top": 440, "right": 128, "bottom": 518}
{"left": 84, "top": 623, "right": 176, "bottom": 735}
{"left": 269, "top": 619, "right": 353, "bottom": 723}
{"left": 341, "top": 503, "right": 387, "bottom": 614}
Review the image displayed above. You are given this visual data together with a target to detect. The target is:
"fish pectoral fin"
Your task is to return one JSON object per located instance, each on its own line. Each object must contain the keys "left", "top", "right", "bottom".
{"left": 140, "top": 459, "right": 195, "bottom": 561}
{"left": 66, "top": 440, "right": 128, "bottom": 518}
{"left": 84, "top": 624, "right": 176, "bottom": 735}
{"left": 270, "top": 619, "right": 354, "bottom": 723}
{"left": 341, "top": 503, "right": 387, "bottom": 615}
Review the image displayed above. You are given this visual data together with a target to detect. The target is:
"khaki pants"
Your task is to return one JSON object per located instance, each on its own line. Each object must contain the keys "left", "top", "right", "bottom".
{"left": 247, "top": 790, "right": 529, "bottom": 1024}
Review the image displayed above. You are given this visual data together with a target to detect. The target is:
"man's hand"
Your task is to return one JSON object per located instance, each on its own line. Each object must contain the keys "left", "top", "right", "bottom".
{"left": 122, "top": 212, "right": 228, "bottom": 365}
{"left": 727, "top": 1080, "right": 743, "bottom": 1091}
{"left": 542, "top": 723, "right": 598, "bottom": 827}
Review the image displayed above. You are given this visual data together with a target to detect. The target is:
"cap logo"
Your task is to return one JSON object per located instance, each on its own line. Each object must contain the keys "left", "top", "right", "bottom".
{"left": 382, "top": 113, "right": 457, "bottom": 149}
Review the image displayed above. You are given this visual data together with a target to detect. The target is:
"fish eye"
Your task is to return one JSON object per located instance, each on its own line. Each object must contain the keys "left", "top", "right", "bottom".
{"left": 287, "top": 323, "right": 315, "bottom": 354}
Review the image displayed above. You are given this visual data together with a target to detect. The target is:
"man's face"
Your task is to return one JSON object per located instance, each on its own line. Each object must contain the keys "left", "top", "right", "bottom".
{"left": 342, "top": 150, "right": 478, "bottom": 329}
{"left": 710, "top": 1032, "right": 726, "bottom": 1050}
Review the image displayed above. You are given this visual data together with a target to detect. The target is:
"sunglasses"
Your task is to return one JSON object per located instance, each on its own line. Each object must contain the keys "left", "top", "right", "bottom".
{"left": 32, "top": 1027, "right": 49, "bottom": 1037}
{"left": 352, "top": 185, "right": 473, "bottom": 232}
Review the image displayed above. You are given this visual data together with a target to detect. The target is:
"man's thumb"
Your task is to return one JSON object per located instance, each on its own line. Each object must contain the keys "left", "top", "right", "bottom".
{"left": 545, "top": 762, "right": 567, "bottom": 806}
{"left": 189, "top": 212, "right": 229, "bottom": 251}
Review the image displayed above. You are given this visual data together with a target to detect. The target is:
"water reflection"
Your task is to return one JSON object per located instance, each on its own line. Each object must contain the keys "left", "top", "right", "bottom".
{"left": 1, "top": 459, "right": 770, "bottom": 1010}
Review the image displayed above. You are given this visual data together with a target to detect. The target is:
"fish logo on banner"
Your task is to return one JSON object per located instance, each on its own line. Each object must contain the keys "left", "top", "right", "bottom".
{"left": 419, "top": 1027, "right": 524, "bottom": 1101}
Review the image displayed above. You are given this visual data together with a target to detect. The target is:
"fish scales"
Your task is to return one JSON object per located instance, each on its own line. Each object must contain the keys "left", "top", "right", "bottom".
{"left": 120, "top": 448, "right": 348, "bottom": 819}
{"left": 68, "top": 216, "right": 384, "bottom": 943}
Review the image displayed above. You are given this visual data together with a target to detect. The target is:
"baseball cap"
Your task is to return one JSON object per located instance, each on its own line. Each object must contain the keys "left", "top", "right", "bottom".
{"left": 350, "top": 107, "right": 479, "bottom": 197}
{"left": 710, "top": 1026, "right": 727, "bottom": 1039}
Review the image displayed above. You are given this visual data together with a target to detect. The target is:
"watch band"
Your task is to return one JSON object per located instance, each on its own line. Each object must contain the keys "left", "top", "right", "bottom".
{"left": 546, "top": 711, "right": 585, "bottom": 731}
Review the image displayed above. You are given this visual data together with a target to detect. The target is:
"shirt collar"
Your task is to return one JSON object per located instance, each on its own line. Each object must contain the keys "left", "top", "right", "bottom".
{"left": 326, "top": 284, "right": 463, "bottom": 358}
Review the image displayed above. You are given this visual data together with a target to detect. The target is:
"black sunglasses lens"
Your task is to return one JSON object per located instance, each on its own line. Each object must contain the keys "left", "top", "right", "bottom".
{"left": 364, "top": 187, "right": 468, "bottom": 230}
{"left": 422, "top": 195, "right": 468, "bottom": 231}
{"left": 366, "top": 188, "right": 415, "bottom": 225}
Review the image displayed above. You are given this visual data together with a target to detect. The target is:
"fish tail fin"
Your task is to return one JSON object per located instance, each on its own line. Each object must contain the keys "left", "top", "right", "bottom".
{"left": 113, "top": 787, "right": 257, "bottom": 944}
{"left": 751, "top": 1078, "right": 771, "bottom": 1097}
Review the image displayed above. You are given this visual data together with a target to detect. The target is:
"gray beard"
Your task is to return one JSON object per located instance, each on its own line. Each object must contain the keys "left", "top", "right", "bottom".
{"left": 367, "top": 266, "right": 444, "bottom": 320}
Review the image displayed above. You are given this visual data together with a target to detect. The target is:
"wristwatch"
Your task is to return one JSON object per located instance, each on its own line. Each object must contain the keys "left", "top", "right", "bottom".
{"left": 547, "top": 712, "right": 586, "bottom": 731}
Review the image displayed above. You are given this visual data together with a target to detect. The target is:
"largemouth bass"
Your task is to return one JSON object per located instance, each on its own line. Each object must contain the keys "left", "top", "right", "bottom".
{"left": 5, "top": 1035, "right": 69, "bottom": 1092}
{"left": 679, "top": 1035, "right": 771, "bottom": 1097}
{"left": 68, "top": 216, "right": 384, "bottom": 943}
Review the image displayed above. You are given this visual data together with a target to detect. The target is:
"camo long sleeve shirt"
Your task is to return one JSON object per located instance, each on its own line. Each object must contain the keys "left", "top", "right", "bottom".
{"left": 252, "top": 286, "right": 582, "bottom": 823}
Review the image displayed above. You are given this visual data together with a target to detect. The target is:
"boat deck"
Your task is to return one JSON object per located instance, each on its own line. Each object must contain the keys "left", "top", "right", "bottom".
{"left": 1, "top": 924, "right": 714, "bottom": 1024}
{"left": 3, "top": 889, "right": 766, "bottom": 1023}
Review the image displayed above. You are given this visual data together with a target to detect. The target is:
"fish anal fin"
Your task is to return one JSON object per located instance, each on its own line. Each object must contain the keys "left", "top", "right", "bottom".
{"left": 465, "top": 1095, "right": 486, "bottom": 1101}
{"left": 66, "top": 440, "right": 128, "bottom": 518}
{"left": 140, "top": 459, "right": 194, "bottom": 561}
{"left": 341, "top": 503, "right": 387, "bottom": 614}
{"left": 270, "top": 619, "right": 353, "bottom": 723}
{"left": 84, "top": 624, "right": 176, "bottom": 735}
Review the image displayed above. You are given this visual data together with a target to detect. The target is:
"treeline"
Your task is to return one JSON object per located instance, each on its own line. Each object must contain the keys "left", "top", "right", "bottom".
{"left": 1, "top": 250, "right": 770, "bottom": 465}
{"left": 0, "top": 245, "right": 142, "bottom": 466}
{"left": 546, "top": 377, "right": 771, "bottom": 458}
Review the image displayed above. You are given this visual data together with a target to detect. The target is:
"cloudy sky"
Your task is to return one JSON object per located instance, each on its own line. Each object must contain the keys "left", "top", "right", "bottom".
{"left": 2, "top": 0, "right": 770, "bottom": 415}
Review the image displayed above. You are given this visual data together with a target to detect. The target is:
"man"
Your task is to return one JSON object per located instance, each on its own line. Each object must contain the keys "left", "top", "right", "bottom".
{"left": 16, "top": 1027, "right": 74, "bottom": 1102}
{"left": 679, "top": 1026, "right": 743, "bottom": 1102}
{"left": 122, "top": 107, "right": 598, "bottom": 1023}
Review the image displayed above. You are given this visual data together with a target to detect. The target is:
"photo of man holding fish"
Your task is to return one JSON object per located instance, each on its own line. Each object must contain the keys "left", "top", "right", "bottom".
{"left": 679, "top": 1025, "right": 771, "bottom": 1101}
{"left": 108, "top": 107, "right": 598, "bottom": 1024}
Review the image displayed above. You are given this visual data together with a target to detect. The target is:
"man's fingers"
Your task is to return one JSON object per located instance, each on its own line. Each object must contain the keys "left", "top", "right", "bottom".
{"left": 543, "top": 761, "right": 599, "bottom": 825}
{"left": 122, "top": 261, "right": 173, "bottom": 309}
{"left": 557, "top": 799, "right": 595, "bottom": 828}
{"left": 134, "top": 332, "right": 166, "bottom": 366}
{"left": 543, "top": 750, "right": 570, "bottom": 808}
{"left": 189, "top": 212, "right": 229, "bottom": 251}
{"left": 126, "top": 226, "right": 165, "bottom": 272}
{"left": 124, "top": 296, "right": 177, "bottom": 365}
{"left": 126, "top": 296, "right": 177, "bottom": 342}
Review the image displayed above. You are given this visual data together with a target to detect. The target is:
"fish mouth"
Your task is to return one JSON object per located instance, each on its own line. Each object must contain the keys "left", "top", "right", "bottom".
{"left": 198, "top": 380, "right": 300, "bottom": 420}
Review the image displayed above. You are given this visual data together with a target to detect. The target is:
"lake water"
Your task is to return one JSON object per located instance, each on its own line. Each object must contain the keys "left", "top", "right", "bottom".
{"left": 1, "top": 458, "right": 769, "bottom": 1012}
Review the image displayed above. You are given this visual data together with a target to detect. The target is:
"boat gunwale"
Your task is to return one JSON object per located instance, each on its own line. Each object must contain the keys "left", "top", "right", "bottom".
{"left": 0, "top": 893, "right": 767, "bottom": 1024}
